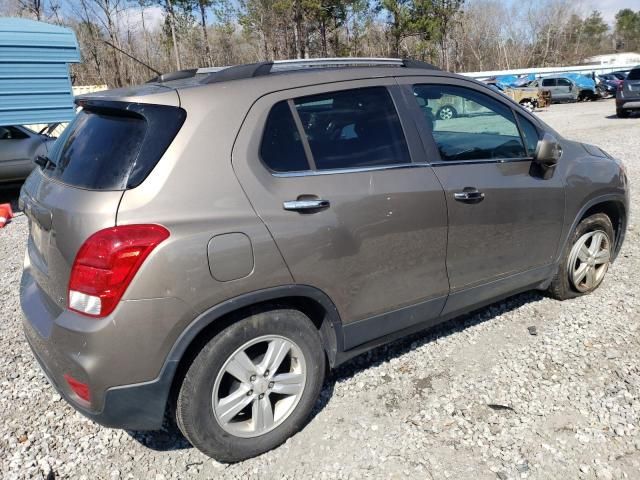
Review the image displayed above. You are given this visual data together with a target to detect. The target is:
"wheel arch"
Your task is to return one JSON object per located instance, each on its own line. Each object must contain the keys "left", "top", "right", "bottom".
{"left": 563, "top": 194, "right": 627, "bottom": 263}
{"left": 164, "top": 285, "right": 344, "bottom": 416}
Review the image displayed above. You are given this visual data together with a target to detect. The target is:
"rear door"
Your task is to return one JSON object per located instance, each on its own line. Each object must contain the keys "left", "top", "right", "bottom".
{"left": 556, "top": 78, "right": 574, "bottom": 101}
{"left": 232, "top": 79, "right": 449, "bottom": 339}
{"left": 399, "top": 78, "right": 564, "bottom": 315}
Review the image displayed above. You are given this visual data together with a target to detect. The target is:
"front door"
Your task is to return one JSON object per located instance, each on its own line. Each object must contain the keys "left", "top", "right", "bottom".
{"left": 401, "top": 79, "right": 565, "bottom": 314}
{"left": 232, "top": 80, "right": 449, "bottom": 334}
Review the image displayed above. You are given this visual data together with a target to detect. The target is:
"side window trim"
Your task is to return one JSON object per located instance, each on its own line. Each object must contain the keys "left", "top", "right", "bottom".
{"left": 287, "top": 99, "right": 317, "bottom": 170}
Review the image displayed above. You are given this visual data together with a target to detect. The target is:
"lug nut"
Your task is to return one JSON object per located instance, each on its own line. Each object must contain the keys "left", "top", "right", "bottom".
{"left": 250, "top": 375, "right": 256, "bottom": 382}
{"left": 247, "top": 389, "right": 253, "bottom": 396}
{"left": 268, "top": 382, "right": 274, "bottom": 389}
{"left": 264, "top": 370, "right": 270, "bottom": 377}
{"left": 259, "top": 394, "right": 264, "bottom": 399}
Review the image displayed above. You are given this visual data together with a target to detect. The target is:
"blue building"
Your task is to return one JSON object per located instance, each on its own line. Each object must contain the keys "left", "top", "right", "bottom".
{"left": 0, "top": 17, "right": 80, "bottom": 126}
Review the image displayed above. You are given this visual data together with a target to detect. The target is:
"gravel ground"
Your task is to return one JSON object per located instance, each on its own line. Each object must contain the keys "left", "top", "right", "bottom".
{"left": 1, "top": 99, "right": 639, "bottom": 480}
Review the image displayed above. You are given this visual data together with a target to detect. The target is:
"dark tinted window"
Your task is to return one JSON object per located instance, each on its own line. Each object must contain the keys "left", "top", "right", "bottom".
{"left": 517, "top": 113, "right": 540, "bottom": 156}
{"left": 294, "top": 87, "right": 411, "bottom": 170}
{"left": 260, "top": 101, "right": 309, "bottom": 172}
{"left": 0, "top": 126, "right": 29, "bottom": 140}
{"left": 44, "top": 109, "right": 146, "bottom": 189}
{"left": 557, "top": 78, "right": 572, "bottom": 87}
{"left": 412, "top": 84, "right": 527, "bottom": 161}
{"left": 627, "top": 68, "right": 640, "bottom": 80}
{"left": 542, "top": 79, "right": 556, "bottom": 87}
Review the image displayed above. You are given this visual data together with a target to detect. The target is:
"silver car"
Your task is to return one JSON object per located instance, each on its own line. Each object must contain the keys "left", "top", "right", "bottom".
{"left": 0, "top": 125, "right": 56, "bottom": 183}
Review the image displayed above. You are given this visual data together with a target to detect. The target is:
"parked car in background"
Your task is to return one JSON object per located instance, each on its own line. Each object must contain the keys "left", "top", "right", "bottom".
{"left": 20, "top": 58, "right": 628, "bottom": 462}
{"left": 487, "top": 81, "right": 550, "bottom": 111}
{"left": 527, "top": 76, "right": 579, "bottom": 103}
{"left": 610, "top": 71, "right": 628, "bottom": 81}
{"left": 597, "top": 75, "right": 619, "bottom": 98}
{"left": 616, "top": 65, "right": 640, "bottom": 118}
{"left": 0, "top": 125, "right": 56, "bottom": 183}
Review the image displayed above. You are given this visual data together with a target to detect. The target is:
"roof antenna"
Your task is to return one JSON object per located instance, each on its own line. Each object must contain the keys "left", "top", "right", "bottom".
{"left": 102, "top": 40, "right": 161, "bottom": 76}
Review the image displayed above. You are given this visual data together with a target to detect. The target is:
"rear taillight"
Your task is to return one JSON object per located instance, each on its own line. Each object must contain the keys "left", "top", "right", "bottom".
{"left": 618, "top": 81, "right": 624, "bottom": 91}
{"left": 68, "top": 224, "right": 170, "bottom": 317}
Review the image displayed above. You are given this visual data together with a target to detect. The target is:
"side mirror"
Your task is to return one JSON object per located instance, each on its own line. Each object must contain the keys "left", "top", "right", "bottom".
{"left": 532, "top": 133, "right": 561, "bottom": 179}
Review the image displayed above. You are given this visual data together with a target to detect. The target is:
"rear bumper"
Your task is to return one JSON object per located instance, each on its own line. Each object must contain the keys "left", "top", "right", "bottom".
{"left": 616, "top": 98, "right": 640, "bottom": 110}
{"left": 20, "top": 266, "right": 187, "bottom": 430}
{"left": 25, "top": 327, "right": 174, "bottom": 430}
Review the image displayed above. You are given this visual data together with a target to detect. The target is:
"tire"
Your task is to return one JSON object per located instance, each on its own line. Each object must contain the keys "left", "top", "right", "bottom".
{"left": 519, "top": 99, "right": 535, "bottom": 112}
{"left": 436, "top": 105, "right": 457, "bottom": 120}
{"left": 176, "top": 309, "right": 325, "bottom": 462}
{"left": 547, "top": 213, "right": 614, "bottom": 300}
{"left": 617, "top": 108, "right": 630, "bottom": 118}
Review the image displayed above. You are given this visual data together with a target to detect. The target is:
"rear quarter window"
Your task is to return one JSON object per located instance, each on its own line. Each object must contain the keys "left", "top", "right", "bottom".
{"left": 627, "top": 68, "right": 640, "bottom": 80}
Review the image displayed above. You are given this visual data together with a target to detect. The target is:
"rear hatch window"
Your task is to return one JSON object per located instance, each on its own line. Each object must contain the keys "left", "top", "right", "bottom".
{"left": 627, "top": 68, "right": 640, "bottom": 81}
{"left": 42, "top": 101, "right": 186, "bottom": 190}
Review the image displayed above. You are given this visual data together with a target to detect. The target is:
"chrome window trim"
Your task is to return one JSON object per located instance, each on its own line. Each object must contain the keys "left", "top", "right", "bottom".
{"left": 430, "top": 157, "right": 533, "bottom": 167}
{"left": 270, "top": 157, "right": 534, "bottom": 177}
{"left": 271, "top": 162, "right": 429, "bottom": 177}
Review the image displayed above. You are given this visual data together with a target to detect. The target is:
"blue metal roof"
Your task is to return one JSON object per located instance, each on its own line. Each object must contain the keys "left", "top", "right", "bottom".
{"left": 0, "top": 18, "right": 80, "bottom": 126}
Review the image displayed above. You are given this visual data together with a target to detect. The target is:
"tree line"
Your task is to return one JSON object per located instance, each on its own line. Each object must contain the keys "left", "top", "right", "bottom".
{"left": 2, "top": 0, "right": 640, "bottom": 88}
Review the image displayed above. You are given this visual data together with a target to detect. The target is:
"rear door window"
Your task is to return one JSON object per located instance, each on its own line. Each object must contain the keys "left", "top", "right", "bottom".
{"left": 260, "top": 101, "right": 309, "bottom": 172}
{"left": 293, "top": 87, "right": 411, "bottom": 170}
{"left": 557, "top": 78, "right": 572, "bottom": 87}
{"left": 259, "top": 86, "right": 411, "bottom": 173}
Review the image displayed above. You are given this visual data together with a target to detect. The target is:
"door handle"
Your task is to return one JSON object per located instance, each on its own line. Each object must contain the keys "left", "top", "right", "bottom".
{"left": 283, "top": 199, "right": 330, "bottom": 212}
{"left": 454, "top": 188, "right": 485, "bottom": 204}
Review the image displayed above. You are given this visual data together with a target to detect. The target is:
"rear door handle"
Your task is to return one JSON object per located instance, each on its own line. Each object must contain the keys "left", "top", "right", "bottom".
{"left": 454, "top": 188, "right": 485, "bottom": 204}
{"left": 283, "top": 199, "right": 330, "bottom": 212}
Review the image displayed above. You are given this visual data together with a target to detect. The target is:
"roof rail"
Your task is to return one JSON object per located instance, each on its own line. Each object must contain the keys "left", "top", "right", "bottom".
{"left": 146, "top": 68, "right": 198, "bottom": 84}
{"left": 147, "top": 58, "right": 440, "bottom": 85}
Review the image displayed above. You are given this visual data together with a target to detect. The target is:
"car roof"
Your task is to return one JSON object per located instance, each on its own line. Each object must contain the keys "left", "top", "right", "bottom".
{"left": 77, "top": 60, "right": 479, "bottom": 105}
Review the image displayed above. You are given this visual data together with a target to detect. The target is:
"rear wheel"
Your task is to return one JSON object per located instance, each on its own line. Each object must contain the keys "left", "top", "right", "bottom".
{"left": 176, "top": 309, "right": 325, "bottom": 462}
{"left": 617, "top": 108, "right": 630, "bottom": 118}
{"left": 548, "top": 213, "right": 614, "bottom": 300}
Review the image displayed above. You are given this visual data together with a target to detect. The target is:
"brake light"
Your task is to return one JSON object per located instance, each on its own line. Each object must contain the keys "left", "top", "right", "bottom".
{"left": 618, "top": 81, "right": 624, "bottom": 91}
{"left": 68, "top": 224, "right": 170, "bottom": 317}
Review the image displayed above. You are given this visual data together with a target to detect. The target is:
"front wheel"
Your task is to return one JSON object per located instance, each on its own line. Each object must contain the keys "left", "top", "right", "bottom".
{"left": 548, "top": 213, "right": 614, "bottom": 300}
{"left": 176, "top": 309, "right": 325, "bottom": 462}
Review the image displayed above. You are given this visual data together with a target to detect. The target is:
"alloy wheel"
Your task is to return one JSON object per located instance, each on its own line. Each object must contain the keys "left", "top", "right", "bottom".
{"left": 568, "top": 230, "right": 611, "bottom": 293}
{"left": 212, "top": 335, "right": 307, "bottom": 438}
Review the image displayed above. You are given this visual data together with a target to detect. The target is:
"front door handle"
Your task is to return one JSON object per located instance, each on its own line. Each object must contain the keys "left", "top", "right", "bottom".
{"left": 454, "top": 188, "right": 485, "bottom": 204}
{"left": 283, "top": 199, "right": 330, "bottom": 212}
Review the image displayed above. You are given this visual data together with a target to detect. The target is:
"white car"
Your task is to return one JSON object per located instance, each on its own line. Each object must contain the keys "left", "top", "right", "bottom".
{"left": 0, "top": 125, "right": 56, "bottom": 184}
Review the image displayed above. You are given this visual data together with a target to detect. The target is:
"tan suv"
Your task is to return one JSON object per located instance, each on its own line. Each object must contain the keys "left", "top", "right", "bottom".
{"left": 20, "top": 58, "right": 628, "bottom": 462}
